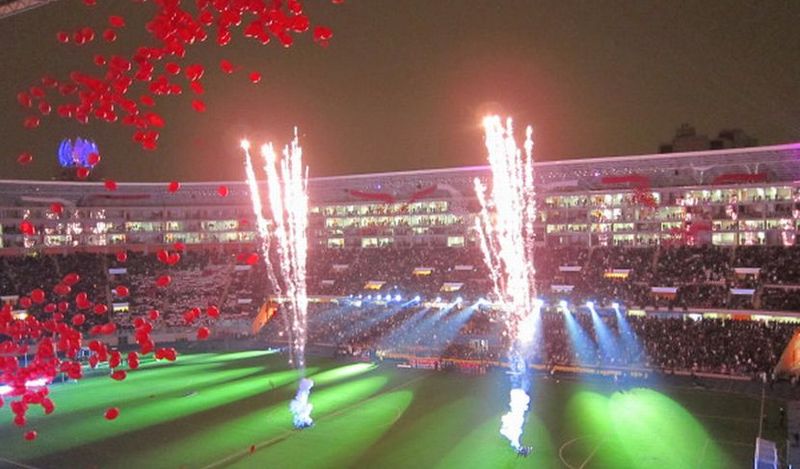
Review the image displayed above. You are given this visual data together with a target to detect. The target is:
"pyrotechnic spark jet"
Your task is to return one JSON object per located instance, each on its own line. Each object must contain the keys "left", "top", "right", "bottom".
{"left": 241, "top": 140, "right": 280, "bottom": 289}
{"left": 241, "top": 130, "right": 313, "bottom": 428}
{"left": 474, "top": 115, "right": 538, "bottom": 452}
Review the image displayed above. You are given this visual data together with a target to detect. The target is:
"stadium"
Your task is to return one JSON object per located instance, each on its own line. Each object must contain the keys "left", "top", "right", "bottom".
{"left": 2, "top": 1, "right": 800, "bottom": 468}
{"left": 1, "top": 142, "right": 800, "bottom": 468}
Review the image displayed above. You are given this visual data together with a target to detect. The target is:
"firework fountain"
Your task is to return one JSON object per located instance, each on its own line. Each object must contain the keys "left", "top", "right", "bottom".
{"left": 241, "top": 130, "right": 314, "bottom": 428}
{"left": 474, "top": 116, "right": 540, "bottom": 453}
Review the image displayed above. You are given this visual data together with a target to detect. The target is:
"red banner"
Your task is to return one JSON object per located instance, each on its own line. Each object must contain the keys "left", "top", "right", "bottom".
{"left": 712, "top": 173, "right": 768, "bottom": 185}
{"left": 346, "top": 190, "right": 396, "bottom": 204}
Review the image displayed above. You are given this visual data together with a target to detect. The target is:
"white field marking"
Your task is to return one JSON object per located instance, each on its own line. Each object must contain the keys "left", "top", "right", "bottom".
{"left": 696, "top": 438, "right": 710, "bottom": 467}
{"left": 0, "top": 456, "right": 41, "bottom": 469}
{"left": 578, "top": 436, "right": 607, "bottom": 469}
{"left": 558, "top": 435, "right": 596, "bottom": 469}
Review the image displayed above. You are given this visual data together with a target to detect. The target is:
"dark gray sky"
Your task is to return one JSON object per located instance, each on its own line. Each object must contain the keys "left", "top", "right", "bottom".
{"left": 1, "top": 0, "right": 798, "bottom": 182}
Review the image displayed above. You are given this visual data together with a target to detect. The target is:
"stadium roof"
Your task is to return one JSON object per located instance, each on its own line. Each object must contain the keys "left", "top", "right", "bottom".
{"left": 0, "top": 0, "right": 57, "bottom": 19}
{"left": 1, "top": 143, "right": 799, "bottom": 206}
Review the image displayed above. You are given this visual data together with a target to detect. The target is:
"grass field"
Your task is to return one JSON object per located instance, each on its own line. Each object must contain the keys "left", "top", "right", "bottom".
{"left": 0, "top": 350, "right": 783, "bottom": 469}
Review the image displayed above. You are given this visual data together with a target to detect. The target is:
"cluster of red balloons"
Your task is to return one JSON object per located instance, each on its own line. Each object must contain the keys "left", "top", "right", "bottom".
{"left": 15, "top": 0, "right": 339, "bottom": 159}
{"left": 0, "top": 245, "right": 229, "bottom": 441}
{"left": 5, "top": 0, "right": 343, "bottom": 443}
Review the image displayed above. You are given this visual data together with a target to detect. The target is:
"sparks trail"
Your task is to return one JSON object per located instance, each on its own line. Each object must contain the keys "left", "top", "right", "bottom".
{"left": 473, "top": 115, "right": 539, "bottom": 452}
{"left": 241, "top": 129, "right": 312, "bottom": 428}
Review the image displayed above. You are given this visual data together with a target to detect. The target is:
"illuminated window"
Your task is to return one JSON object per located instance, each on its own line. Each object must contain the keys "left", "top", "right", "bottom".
{"left": 447, "top": 236, "right": 464, "bottom": 247}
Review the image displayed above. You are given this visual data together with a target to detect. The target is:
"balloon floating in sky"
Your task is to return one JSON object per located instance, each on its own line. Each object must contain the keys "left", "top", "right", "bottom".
{"left": 14, "top": 0, "right": 341, "bottom": 152}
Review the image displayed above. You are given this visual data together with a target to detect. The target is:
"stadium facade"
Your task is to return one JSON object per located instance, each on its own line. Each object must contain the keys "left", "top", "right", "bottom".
{"left": 1, "top": 142, "right": 799, "bottom": 254}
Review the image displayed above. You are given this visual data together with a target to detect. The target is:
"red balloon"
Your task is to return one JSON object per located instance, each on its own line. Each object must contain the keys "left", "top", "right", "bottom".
{"left": 71, "top": 314, "right": 86, "bottom": 326}
{"left": 248, "top": 71, "right": 262, "bottom": 84}
{"left": 191, "top": 99, "right": 206, "bottom": 112}
{"left": 217, "top": 185, "right": 229, "bottom": 197}
{"left": 18, "top": 297, "right": 32, "bottom": 309}
{"left": 30, "top": 289, "right": 46, "bottom": 304}
{"left": 87, "top": 153, "right": 101, "bottom": 165}
{"left": 63, "top": 273, "right": 80, "bottom": 286}
{"left": 17, "top": 152, "right": 33, "bottom": 165}
{"left": 291, "top": 16, "right": 310, "bottom": 33}
{"left": 104, "top": 179, "right": 118, "bottom": 191}
{"left": 148, "top": 309, "right": 160, "bottom": 321}
{"left": 75, "top": 292, "right": 90, "bottom": 309}
{"left": 56, "top": 31, "right": 70, "bottom": 43}
{"left": 17, "top": 91, "right": 32, "bottom": 107}
{"left": 93, "top": 304, "right": 108, "bottom": 315}
{"left": 14, "top": 415, "right": 26, "bottom": 427}
{"left": 183, "top": 309, "right": 197, "bottom": 324}
{"left": 167, "top": 252, "right": 181, "bottom": 265}
{"left": 109, "top": 15, "right": 125, "bottom": 28}
{"left": 127, "top": 352, "right": 140, "bottom": 369}
{"left": 190, "top": 81, "right": 204, "bottom": 95}
{"left": 313, "top": 26, "right": 333, "bottom": 46}
{"left": 220, "top": 59, "right": 235, "bottom": 74}
{"left": 155, "top": 275, "right": 171, "bottom": 287}
{"left": 173, "top": 241, "right": 186, "bottom": 252}
{"left": 102, "top": 29, "right": 118, "bottom": 42}
{"left": 206, "top": 305, "right": 220, "bottom": 318}
{"left": 104, "top": 407, "right": 119, "bottom": 420}
{"left": 116, "top": 250, "right": 128, "bottom": 262}
{"left": 42, "top": 398, "right": 54, "bottom": 414}
{"left": 156, "top": 249, "right": 169, "bottom": 263}
{"left": 246, "top": 253, "right": 259, "bottom": 265}
{"left": 165, "top": 62, "right": 181, "bottom": 75}
{"left": 167, "top": 181, "right": 180, "bottom": 193}
{"left": 184, "top": 64, "right": 204, "bottom": 82}
{"left": 76, "top": 167, "right": 90, "bottom": 180}
{"left": 24, "top": 431, "right": 36, "bottom": 441}
{"left": 109, "top": 351, "right": 121, "bottom": 368}
{"left": 110, "top": 370, "right": 126, "bottom": 381}
{"left": 19, "top": 220, "right": 36, "bottom": 236}
{"left": 38, "top": 101, "right": 52, "bottom": 115}
{"left": 196, "top": 326, "right": 210, "bottom": 340}
{"left": 114, "top": 285, "right": 129, "bottom": 297}
{"left": 146, "top": 113, "right": 165, "bottom": 128}
{"left": 23, "top": 116, "right": 41, "bottom": 129}
{"left": 50, "top": 202, "right": 64, "bottom": 215}
{"left": 79, "top": 26, "right": 95, "bottom": 43}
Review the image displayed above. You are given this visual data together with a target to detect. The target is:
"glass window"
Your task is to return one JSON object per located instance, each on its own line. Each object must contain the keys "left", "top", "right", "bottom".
{"left": 447, "top": 236, "right": 465, "bottom": 247}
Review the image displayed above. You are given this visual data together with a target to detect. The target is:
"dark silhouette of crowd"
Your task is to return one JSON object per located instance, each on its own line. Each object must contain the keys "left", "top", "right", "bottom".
{"left": 1, "top": 243, "right": 799, "bottom": 378}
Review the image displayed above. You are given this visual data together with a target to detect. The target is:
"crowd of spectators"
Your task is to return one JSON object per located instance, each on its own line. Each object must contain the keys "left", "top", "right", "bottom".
{"left": 257, "top": 300, "right": 794, "bottom": 378}
{"left": 7, "top": 243, "right": 800, "bottom": 322}
{"left": 2, "top": 243, "right": 800, "bottom": 378}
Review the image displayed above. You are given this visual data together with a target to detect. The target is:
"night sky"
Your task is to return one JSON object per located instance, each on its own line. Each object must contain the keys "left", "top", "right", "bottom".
{"left": 1, "top": 0, "right": 798, "bottom": 182}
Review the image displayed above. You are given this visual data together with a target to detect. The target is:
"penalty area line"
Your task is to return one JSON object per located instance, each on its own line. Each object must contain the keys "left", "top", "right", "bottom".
{"left": 0, "top": 456, "right": 41, "bottom": 469}
{"left": 558, "top": 435, "right": 596, "bottom": 469}
{"left": 578, "top": 436, "right": 607, "bottom": 469}
{"left": 199, "top": 372, "right": 430, "bottom": 469}
{"left": 696, "top": 438, "right": 710, "bottom": 467}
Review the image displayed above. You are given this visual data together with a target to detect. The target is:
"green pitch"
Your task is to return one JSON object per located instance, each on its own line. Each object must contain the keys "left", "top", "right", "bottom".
{"left": 0, "top": 351, "right": 782, "bottom": 468}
